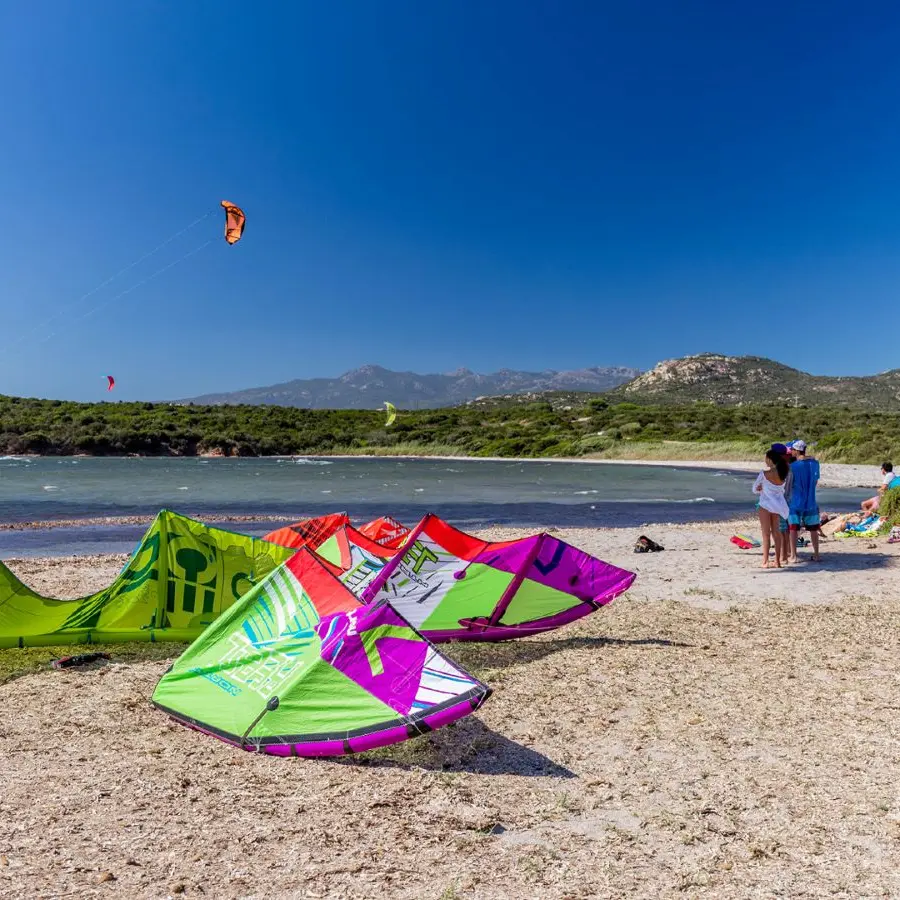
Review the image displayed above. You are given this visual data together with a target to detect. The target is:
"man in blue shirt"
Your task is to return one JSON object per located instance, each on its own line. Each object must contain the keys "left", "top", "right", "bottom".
{"left": 788, "top": 440, "right": 821, "bottom": 562}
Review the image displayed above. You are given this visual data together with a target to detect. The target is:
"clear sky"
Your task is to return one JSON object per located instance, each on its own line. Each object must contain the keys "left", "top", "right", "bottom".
{"left": 1, "top": 1, "right": 899, "bottom": 401}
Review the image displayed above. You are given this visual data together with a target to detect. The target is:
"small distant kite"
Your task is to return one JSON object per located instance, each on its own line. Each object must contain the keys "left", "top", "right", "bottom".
{"left": 105, "top": 375, "right": 115, "bottom": 392}
{"left": 384, "top": 401, "right": 397, "bottom": 427}
{"left": 221, "top": 201, "right": 246, "bottom": 245}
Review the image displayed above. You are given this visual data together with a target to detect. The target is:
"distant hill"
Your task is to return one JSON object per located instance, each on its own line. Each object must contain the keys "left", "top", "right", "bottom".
{"left": 180, "top": 364, "right": 642, "bottom": 409}
{"left": 609, "top": 354, "right": 900, "bottom": 409}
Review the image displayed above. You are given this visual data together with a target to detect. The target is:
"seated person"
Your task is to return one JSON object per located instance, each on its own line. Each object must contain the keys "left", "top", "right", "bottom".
{"left": 861, "top": 462, "right": 895, "bottom": 514}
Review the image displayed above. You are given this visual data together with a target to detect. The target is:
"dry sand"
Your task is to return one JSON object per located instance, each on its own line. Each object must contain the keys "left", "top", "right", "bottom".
{"left": 1, "top": 521, "right": 899, "bottom": 899}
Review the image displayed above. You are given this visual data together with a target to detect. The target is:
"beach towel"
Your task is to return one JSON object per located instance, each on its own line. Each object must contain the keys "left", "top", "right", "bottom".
{"left": 835, "top": 516, "right": 884, "bottom": 538}
{"left": 730, "top": 534, "right": 761, "bottom": 549}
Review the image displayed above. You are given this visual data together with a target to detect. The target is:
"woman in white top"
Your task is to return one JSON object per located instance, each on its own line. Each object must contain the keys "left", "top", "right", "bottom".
{"left": 753, "top": 448, "right": 791, "bottom": 568}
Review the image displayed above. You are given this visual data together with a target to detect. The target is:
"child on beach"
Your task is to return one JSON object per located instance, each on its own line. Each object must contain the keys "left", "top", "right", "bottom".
{"left": 753, "top": 448, "right": 791, "bottom": 568}
{"left": 787, "top": 440, "right": 821, "bottom": 562}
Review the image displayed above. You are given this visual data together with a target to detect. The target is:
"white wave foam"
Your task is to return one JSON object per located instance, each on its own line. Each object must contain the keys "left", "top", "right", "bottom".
{"left": 592, "top": 497, "right": 718, "bottom": 504}
{"left": 640, "top": 497, "right": 716, "bottom": 504}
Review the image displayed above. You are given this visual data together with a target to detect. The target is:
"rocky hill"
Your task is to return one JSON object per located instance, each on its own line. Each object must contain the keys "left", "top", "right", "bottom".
{"left": 180, "top": 364, "right": 641, "bottom": 409}
{"left": 610, "top": 354, "right": 900, "bottom": 409}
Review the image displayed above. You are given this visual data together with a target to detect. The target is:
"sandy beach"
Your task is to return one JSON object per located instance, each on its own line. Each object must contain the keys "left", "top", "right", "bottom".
{"left": 1, "top": 518, "right": 898, "bottom": 898}
{"left": 582, "top": 458, "right": 882, "bottom": 490}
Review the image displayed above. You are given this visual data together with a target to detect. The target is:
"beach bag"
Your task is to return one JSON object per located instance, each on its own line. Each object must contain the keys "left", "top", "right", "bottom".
{"left": 634, "top": 535, "right": 664, "bottom": 553}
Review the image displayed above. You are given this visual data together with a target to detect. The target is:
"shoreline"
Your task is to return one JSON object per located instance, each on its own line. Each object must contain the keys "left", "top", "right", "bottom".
{"left": 306, "top": 453, "right": 877, "bottom": 489}
{"left": 0, "top": 512, "right": 296, "bottom": 532}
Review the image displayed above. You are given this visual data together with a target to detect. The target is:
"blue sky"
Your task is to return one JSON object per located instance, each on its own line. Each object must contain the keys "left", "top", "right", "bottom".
{"left": 1, "top": 1, "right": 899, "bottom": 401}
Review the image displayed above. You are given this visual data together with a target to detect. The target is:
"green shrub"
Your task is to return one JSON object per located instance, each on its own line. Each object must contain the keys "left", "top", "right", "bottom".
{"left": 880, "top": 484, "right": 900, "bottom": 527}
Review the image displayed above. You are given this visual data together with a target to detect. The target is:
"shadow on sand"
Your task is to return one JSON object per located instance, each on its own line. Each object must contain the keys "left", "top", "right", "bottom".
{"left": 339, "top": 716, "right": 576, "bottom": 778}
{"left": 451, "top": 634, "right": 691, "bottom": 670}
{"left": 756, "top": 550, "right": 897, "bottom": 573}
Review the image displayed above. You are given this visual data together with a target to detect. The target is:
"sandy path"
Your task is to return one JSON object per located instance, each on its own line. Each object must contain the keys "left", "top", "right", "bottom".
{"left": 1, "top": 522, "right": 898, "bottom": 898}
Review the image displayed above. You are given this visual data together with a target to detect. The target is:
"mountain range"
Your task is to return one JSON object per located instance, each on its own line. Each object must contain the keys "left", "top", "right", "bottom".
{"left": 181, "top": 364, "right": 642, "bottom": 409}
{"left": 180, "top": 355, "right": 900, "bottom": 411}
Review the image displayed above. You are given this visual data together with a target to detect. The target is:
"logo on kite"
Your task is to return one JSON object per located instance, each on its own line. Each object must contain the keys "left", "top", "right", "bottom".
{"left": 105, "top": 375, "right": 115, "bottom": 392}
{"left": 383, "top": 402, "right": 397, "bottom": 427}
{"left": 221, "top": 201, "right": 246, "bottom": 245}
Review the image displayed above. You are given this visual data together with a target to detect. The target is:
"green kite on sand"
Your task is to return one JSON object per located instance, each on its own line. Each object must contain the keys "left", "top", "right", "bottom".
{"left": 152, "top": 548, "right": 491, "bottom": 757}
{"left": 0, "top": 510, "right": 293, "bottom": 648}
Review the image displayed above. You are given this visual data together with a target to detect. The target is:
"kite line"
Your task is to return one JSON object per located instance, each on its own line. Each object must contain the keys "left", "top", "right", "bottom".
{"left": 3, "top": 209, "right": 215, "bottom": 353}
{"left": 70, "top": 238, "right": 216, "bottom": 326}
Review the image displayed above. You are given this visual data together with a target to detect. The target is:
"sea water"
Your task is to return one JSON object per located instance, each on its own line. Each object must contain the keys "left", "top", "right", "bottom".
{"left": 0, "top": 456, "right": 868, "bottom": 557}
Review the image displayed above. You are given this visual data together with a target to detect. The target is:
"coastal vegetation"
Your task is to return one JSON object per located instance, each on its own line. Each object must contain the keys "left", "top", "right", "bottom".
{"left": 880, "top": 484, "right": 900, "bottom": 527}
{"left": 1, "top": 393, "right": 899, "bottom": 464}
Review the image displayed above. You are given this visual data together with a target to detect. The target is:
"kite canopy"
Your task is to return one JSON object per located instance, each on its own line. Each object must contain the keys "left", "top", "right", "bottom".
{"left": 152, "top": 549, "right": 491, "bottom": 757}
{"left": 0, "top": 511, "right": 292, "bottom": 648}
{"left": 313, "top": 524, "right": 396, "bottom": 594}
{"left": 355, "top": 515, "right": 636, "bottom": 642}
{"left": 105, "top": 375, "right": 115, "bottom": 392}
{"left": 384, "top": 402, "right": 397, "bottom": 427}
{"left": 220, "top": 200, "right": 246, "bottom": 245}
{"left": 357, "top": 515, "right": 411, "bottom": 549}
{"left": 263, "top": 514, "right": 410, "bottom": 553}
{"left": 262, "top": 513, "right": 351, "bottom": 551}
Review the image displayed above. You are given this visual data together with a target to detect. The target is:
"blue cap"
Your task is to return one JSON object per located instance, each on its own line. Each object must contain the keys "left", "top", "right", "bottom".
{"left": 770, "top": 443, "right": 788, "bottom": 454}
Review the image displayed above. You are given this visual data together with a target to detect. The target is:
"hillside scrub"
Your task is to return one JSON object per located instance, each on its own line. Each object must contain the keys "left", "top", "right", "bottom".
{"left": 0, "top": 394, "right": 898, "bottom": 464}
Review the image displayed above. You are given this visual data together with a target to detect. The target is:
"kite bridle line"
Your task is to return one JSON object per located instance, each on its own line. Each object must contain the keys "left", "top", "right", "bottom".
{"left": 2, "top": 209, "right": 215, "bottom": 354}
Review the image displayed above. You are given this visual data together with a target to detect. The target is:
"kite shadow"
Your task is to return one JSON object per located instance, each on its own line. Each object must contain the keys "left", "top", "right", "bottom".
{"left": 452, "top": 634, "right": 691, "bottom": 670}
{"left": 342, "top": 717, "right": 576, "bottom": 778}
